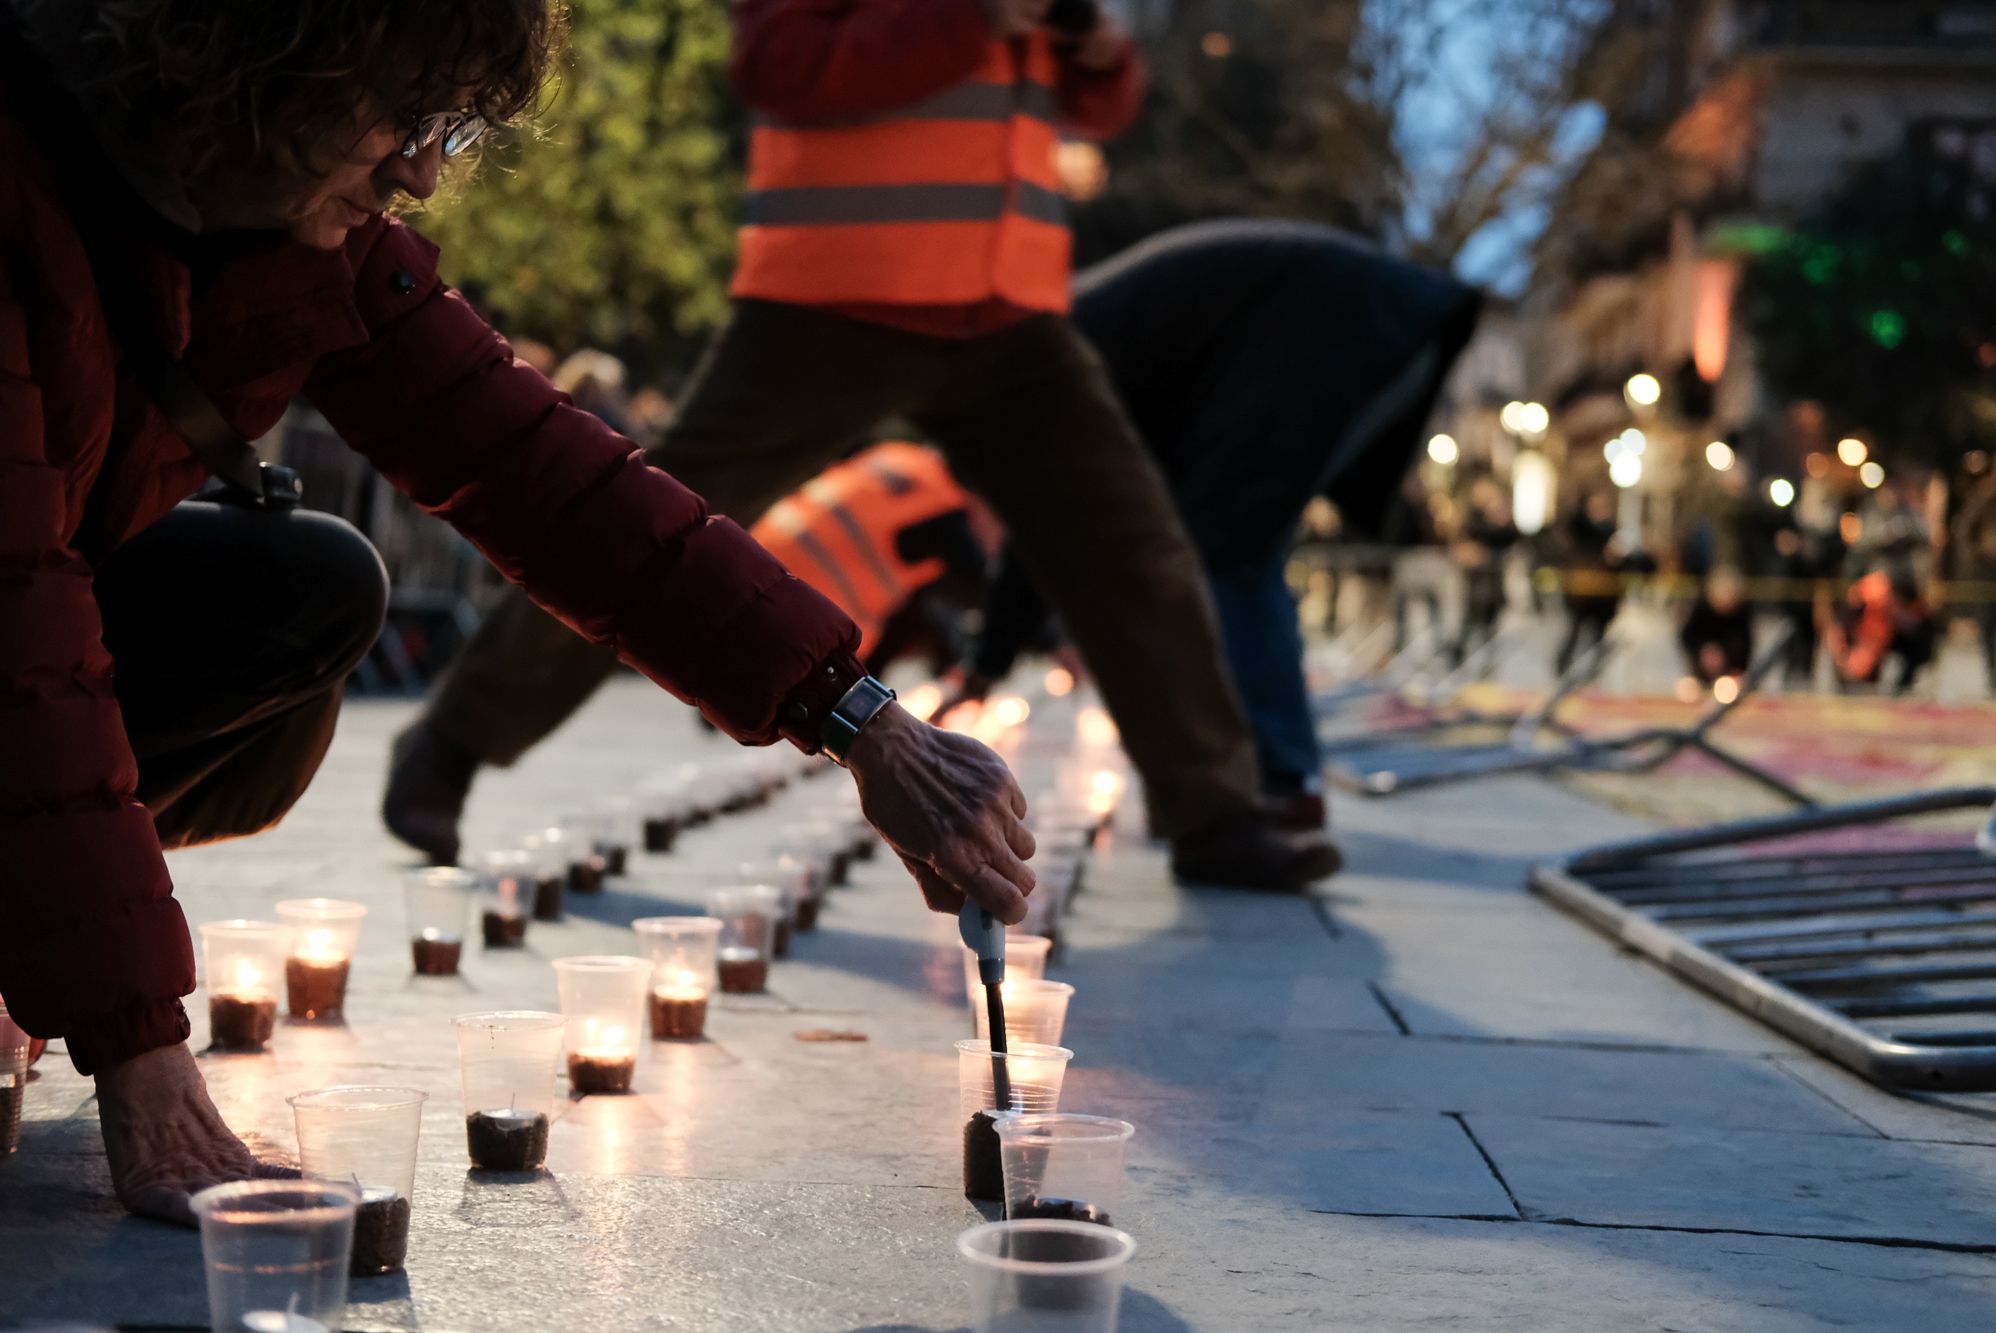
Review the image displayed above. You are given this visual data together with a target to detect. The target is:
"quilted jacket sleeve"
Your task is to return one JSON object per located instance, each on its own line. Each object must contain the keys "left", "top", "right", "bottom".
{"left": 0, "top": 260, "right": 194, "bottom": 1074}
{"left": 305, "top": 218, "right": 864, "bottom": 746}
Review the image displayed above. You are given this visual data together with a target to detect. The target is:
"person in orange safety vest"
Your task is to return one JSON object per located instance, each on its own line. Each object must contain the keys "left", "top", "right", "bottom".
{"left": 388, "top": 0, "right": 1346, "bottom": 893}
{"left": 752, "top": 443, "right": 989, "bottom": 670}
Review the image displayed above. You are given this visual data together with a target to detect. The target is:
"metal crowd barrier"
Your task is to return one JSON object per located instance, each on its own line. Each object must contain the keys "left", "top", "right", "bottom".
{"left": 1326, "top": 627, "right": 1811, "bottom": 804}
{"left": 1531, "top": 788, "right": 1996, "bottom": 1091}
{"left": 1318, "top": 630, "right": 1584, "bottom": 756}
{"left": 1309, "top": 624, "right": 1452, "bottom": 717}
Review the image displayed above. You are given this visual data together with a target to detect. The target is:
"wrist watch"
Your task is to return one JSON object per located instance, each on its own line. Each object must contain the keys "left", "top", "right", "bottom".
{"left": 820, "top": 676, "right": 897, "bottom": 767}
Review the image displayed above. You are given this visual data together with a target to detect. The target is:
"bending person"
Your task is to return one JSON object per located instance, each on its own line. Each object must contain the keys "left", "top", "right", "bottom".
{"left": 962, "top": 220, "right": 1482, "bottom": 829}
{"left": 752, "top": 443, "right": 992, "bottom": 676}
{"left": 385, "top": 3, "right": 1338, "bottom": 891}
{"left": 0, "top": 0, "right": 1033, "bottom": 1224}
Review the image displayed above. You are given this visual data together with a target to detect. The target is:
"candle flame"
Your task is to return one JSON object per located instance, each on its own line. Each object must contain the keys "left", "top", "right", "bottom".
{"left": 1044, "top": 666, "right": 1074, "bottom": 697}
{"left": 232, "top": 959, "right": 263, "bottom": 991}
{"left": 1076, "top": 706, "right": 1118, "bottom": 748}
{"left": 991, "top": 696, "right": 1030, "bottom": 728}
{"left": 673, "top": 968, "right": 699, "bottom": 989}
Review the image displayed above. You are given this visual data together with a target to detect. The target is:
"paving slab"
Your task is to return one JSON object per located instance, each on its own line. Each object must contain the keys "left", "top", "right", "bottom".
{"left": 1134, "top": 1206, "right": 1996, "bottom": 1333}
{"left": 1769, "top": 1054, "right": 1996, "bottom": 1147}
{"left": 1069, "top": 1026, "right": 1875, "bottom": 1134}
{"left": 1467, "top": 1111, "right": 1996, "bottom": 1245}
{"left": 1344, "top": 897, "right": 1804, "bottom": 1054}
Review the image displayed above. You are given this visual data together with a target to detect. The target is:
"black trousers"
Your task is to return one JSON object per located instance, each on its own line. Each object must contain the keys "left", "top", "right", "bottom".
{"left": 422, "top": 300, "right": 1262, "bottom": 839}
{"left": 95, "top": 500, "right": 389, "bottom": 849}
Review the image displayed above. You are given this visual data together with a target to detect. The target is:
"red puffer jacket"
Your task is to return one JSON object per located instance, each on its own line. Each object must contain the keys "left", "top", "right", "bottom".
{"left": 0, "top": 104, "right": 863, "bottom": 1075}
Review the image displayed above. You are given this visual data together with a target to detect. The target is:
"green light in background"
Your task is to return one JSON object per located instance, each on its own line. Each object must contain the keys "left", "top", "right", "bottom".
{"left": 1944, "top": 231, "right": 1971, "bottom": 258}
{"left": 1871, "top": 309, "right": 1908, "bottom": 349}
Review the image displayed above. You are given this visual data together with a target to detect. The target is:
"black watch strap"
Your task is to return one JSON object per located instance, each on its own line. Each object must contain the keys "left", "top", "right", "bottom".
{"left": 820, "top": 676, "right": 896, "bottom": 766}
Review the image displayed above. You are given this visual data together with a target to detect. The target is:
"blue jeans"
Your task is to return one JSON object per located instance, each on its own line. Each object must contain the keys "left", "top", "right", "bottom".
{"left": 1207, "top": 551, "right": 1320, "bottom": 794}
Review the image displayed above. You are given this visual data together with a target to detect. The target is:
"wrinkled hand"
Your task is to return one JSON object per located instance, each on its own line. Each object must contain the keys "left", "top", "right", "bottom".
{"left": 96, "top": 1042, "right": 283, "bottom": 1226}
{"left": 845, "top": 703, "right": 1036, "bottom": 923}
{"left": 994, "top": 0, "right": 1054, "bottom": 37}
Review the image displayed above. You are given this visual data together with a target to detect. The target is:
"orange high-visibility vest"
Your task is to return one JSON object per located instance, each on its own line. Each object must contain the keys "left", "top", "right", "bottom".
{"left": 732, "top": 36, "right": 1071, "bottom": 312}
{"left": 752, "top": 443, "right": 975, "bottom": 656}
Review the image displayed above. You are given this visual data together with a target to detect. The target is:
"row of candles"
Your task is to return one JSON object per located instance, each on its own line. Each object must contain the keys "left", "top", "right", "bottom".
{"left": 178, "top": 695, "right": 1138, "bottom": 1331}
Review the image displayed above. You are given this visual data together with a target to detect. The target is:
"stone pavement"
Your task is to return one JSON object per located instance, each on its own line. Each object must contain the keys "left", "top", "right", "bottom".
{"left": 6, "top": 680, "right": 1996, "bottom": 1331}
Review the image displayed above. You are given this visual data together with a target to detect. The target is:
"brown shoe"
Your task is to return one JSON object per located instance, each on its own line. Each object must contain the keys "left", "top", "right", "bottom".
{"left": 1265, "top": 790, "right": 1328, "bottom": 834}
{"left": 1170, "top": 812, "right": 1343, "bottom": 892}
{"left": 381, "top": 723, "right": 476, "bottom": 865}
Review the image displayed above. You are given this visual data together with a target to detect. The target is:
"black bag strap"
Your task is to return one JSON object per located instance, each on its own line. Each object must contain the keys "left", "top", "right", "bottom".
{"left": 0, "top": 16, "right": 300, "bottom": 510}
{"left": 128, "top": 354, "right": 304, "bottom": 511}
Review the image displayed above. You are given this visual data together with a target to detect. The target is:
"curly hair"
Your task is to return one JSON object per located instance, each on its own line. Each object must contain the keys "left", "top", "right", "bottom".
{"left": 15, "top": 0, "right": 563, "bottom": 188}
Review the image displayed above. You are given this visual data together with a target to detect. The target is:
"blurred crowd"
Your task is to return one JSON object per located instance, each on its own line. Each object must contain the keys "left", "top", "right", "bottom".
{"left": 1297, "top": 455, "right": 1996, "bottom": 699}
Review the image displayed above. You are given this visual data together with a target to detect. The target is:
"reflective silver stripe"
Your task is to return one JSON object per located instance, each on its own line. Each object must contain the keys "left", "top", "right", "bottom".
{"left": 754, "top": 81, "right": 1056, "bottom": 131}
{"left": 789, "top": 528, "right": 869, "bottom": 613}
{"left": 744, "top": 183, "right": 1066, "bottom": 228}
{"left": 824, "top": 500, "right": 904, "bottom": 599}
{"left": 1015, "top": 182, "right": 1066, "bottom": 225}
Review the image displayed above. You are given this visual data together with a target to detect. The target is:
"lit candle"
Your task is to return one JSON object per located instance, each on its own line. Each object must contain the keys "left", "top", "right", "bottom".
{"left": 1076, "top": 706, "right": 1118, "bottom": 750}
{"left": 220, "top": 959, "right": 268, "bottom": 999}
{"left": 210, "top": 959, "right": 278, "bottom": 1050}
{"left": 649, "top": 969, "right": 709, "bottom": 1040}
{"left": 567, "top": 1021, "right": 636, "bottom": 1094}
{"left": 286, "top": 930, "right": 350, "bottom": 1023}
{"left": 297, "top": 928, "right": 342, "bottom": 964}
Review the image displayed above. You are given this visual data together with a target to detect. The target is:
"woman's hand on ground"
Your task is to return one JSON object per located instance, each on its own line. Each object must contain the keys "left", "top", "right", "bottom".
{"left": 95, "top": 1042, "right": 277, "bottom": 1226}
{"left": 844, "top": 703, "right": 1036, "bottom": 923}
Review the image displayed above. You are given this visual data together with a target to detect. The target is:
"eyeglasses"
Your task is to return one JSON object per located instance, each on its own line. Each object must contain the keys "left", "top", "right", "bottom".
{"left": 400, "top": 110, "right": 488, "bottom": 160}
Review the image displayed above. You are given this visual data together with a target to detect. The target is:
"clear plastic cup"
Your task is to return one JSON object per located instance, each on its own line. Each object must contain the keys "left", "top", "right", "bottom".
{"left": 957, "top": 1040, "right": 1074, "bottom": 1202}
{"left": 958, "top": 1219, "right": 1136, "bottom": 1333}
{"left": 478, "top": 849, "right": 533, "bottom": 949}
{"left": 455, "top": 1012, "right": 565, "bottom": 1170}
{"left": 741, "top": 852, "right": 820, "bottom": 933}
{"left": 1017, "top": 890, "right": 1061, "bottom": 954}
{"left": 288, "top": 1087, "right": 427, "bottom": 1276}
{"left": 973, "top": 979, "right": 1076, "bottom": 1049}
{"left": 192, "top": 1179, "right": 359, "bottom": 1333}
{"left": 552, "top": 956, "right": 650, "bottom": 1093}
{"left": 404, "top": 868, "right": 476, "bottom": 976}
{"left": 995, "top": 1114, "right": 1134, "bottom": 1228}
{"left": 596, "top": 795, "right": 638, "bottom": 876}
{"left": 962, "top": 935, "right": 1054, "bottom": 1008}
{"left": 558, "top": 811, "right": 613, "bottom": 894}
{"left": 631, "top": 917, "right": 721, "bottom": 1040}
{"left": 707, "top": 886, "right": 783, "bottom": 992}
{"left": 639, "top": 778, "right": 692, "bottom": 853}
{"left": 201, "top": 920, "right": 287, "bottom": 1052}
{"left": 274, "top": 900, "right": 366, "bottom": 1023}
{"left": 522, "top": 828, "right": 569, "bottom": 921}
{"left": 0, "top": 1000, "right": 27, "bottom": 1157}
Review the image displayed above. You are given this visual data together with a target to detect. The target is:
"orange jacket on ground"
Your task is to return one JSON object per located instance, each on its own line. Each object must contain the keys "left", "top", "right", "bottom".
{"left": 733, "top": 34, "right": 1073, "bottom": 312}
{"left": 752, "top": 444, "right": 972, "bottom": 655}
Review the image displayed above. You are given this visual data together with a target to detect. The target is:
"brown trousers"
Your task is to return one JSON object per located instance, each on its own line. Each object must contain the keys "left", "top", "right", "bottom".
{"left": 423, "top": 299, "right": 1259, "bottom": 838}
